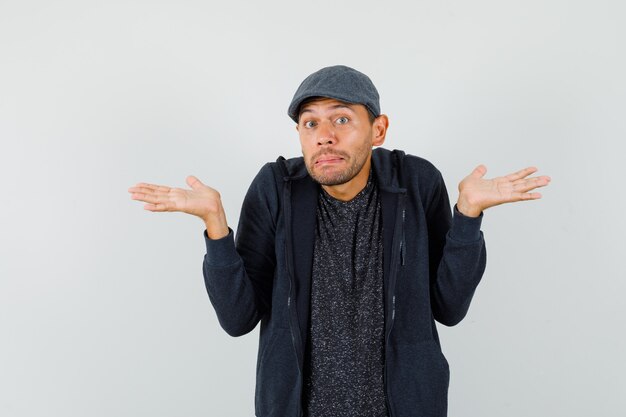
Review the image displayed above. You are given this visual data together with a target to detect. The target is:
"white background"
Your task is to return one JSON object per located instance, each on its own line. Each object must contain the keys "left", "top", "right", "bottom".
{"left": 1, "top": 0, "right": 624, "bottom": 416}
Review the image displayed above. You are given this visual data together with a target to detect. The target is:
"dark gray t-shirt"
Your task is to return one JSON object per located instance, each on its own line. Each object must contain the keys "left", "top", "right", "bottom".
{"left": 303, "top": 178, "right": 388, "bottom": 417}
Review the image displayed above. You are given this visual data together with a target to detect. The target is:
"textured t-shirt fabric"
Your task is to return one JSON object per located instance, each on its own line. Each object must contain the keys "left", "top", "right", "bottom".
{"left": 303, "top": 178, "right": 388, "bottom": 417}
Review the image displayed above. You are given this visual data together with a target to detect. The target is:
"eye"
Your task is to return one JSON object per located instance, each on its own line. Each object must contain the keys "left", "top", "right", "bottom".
{"left": 303, "top": 120, "right": 317, "bottom": 128}
{"left": 336, "top": 116, "right": 349, "bottom": 125}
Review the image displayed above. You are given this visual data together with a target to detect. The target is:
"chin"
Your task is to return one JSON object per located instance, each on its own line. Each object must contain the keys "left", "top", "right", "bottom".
{"left": 309, "top": 169, "right": 354, "bottom": 186}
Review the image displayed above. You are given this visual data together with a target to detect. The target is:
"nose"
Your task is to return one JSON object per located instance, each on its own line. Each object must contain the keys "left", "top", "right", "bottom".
{"left": 316, "top": 121, "right": 336, "bottom": 146}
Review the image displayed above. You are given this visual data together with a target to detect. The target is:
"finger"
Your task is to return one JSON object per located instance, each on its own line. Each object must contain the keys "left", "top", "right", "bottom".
{"left": 510, "top": 191, "right": 542, "bottom": 202}
{"left": 128, "top": 186, "right": 156, "bottom": 195}
{"left": 130, "top": 192, "right": 159, "bottom": 204}
{"left": 129, "top": 189, "right": 156, "bottom": 202}
{"left": 470, "top": 164, "right": 487, "bottom": 179}
{"left": 132, "top": 183, "right": 172, "bottom": 193}
{"left": 128, "top": 185, "right": 174, "bottom": 199}
{"left": 513, "top": 175, "right": 552, "bottom": 192}
{"left": 143, "top": 203, "right": 166, "bottom": 212}
{"left": 143, "top": 201, "right": 173, "bottom": 211}
{"left": 512, "top": 175, "right": 551, "bottom": 185}
{"left": 186, "top": 175, "right": 204, "bottom": 190}
{"left": 128, "top": 185, "right": 146, "bottom": 193}
{"left": 505, "top": 167, "right": 538, "bottom": 182}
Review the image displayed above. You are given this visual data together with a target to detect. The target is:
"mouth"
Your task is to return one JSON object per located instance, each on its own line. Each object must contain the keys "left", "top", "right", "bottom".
{"left": 314, "top": 153, "right": 346, "bottom": 166}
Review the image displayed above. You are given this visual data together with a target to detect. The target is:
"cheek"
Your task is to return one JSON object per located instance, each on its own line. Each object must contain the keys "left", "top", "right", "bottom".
{"left": 298, "top": 136, "right": 307, "bottom": 152}
{"left": 300, "top": 142, "right": 314, "bottom": 161}
{"left": 299, "top": 133, "right": 318, "bottom": 148}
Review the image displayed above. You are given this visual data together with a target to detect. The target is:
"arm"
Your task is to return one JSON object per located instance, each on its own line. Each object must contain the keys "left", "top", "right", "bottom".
{"left": 128, "top": 166, "right": 278, "bottom": 336}
{"left": 427, "top": 165, "right": 550, "bottom": 326}
{"left": 202, "top": 164, "right": 278, "bottom": 336}
{"left": 427, "top": 173, "right": 487, "bottom": 326}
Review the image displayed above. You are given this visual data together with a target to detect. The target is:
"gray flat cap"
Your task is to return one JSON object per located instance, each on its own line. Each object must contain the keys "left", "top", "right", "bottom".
{"left": 287, "top": 65, "right": 380, "bottom": 122}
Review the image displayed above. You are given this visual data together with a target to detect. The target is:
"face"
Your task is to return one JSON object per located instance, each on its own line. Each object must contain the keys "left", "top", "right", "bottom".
{"left": 297, "top": 98, "right": 386, "bottom": 188}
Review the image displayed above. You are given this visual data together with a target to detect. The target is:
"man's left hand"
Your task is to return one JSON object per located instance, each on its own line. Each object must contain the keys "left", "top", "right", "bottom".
{"left": 456, "top": 165, "right": 551, "bottom": 217}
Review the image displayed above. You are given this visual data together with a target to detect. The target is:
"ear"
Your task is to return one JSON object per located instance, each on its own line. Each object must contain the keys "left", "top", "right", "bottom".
{"left": 372, "top": 114, "right": 389, "bottom": 147}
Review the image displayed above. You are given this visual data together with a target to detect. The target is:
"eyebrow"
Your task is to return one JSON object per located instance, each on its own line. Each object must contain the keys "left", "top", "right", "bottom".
{"left": 299, "top": 103, "right": 356, "bottom": 115}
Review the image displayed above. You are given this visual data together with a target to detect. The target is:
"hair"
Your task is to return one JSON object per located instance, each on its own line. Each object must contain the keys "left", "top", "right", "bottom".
{"left": 298, "top": 96, "right": 377, "bottom": 124}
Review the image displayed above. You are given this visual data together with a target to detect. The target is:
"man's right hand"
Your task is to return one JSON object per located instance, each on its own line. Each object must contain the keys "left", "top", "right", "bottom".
{"left": 128, "top": 176, "right": 229, "bottom": 239}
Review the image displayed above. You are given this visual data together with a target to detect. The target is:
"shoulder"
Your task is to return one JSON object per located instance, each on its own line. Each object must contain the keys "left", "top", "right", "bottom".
{"left": 372, "top": 147, "right": 444, "bottom": 189}
{"left": 248, "top": 155, "right": 304, "bottom": 181}
{"left": 402, "top": 153, "right": 442, "bottom": 179}
{"left": 247, "top": 155, "right": 309, "bottom": 197}
{"left": 262, "top": 155, "right": 308, "bottom": 180}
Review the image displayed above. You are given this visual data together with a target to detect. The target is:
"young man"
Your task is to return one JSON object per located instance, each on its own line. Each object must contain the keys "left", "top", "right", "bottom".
{"left": 129, "top": 65, "right": 550, "bottom": 417}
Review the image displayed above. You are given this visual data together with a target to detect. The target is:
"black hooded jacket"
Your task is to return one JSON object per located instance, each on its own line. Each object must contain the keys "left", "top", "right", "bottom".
{"left": 203, "top": 147, "right": 487, "bottom": 417}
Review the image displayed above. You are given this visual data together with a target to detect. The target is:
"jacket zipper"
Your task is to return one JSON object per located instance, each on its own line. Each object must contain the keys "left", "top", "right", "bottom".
{"left": 384, "top": 193, "right": 406, "bottom": 417}
{"left": 283, "top": 179, "right": 304, "bottom": 417}
{"left": 399, "top": 208, "right": 406, "bottom": 266}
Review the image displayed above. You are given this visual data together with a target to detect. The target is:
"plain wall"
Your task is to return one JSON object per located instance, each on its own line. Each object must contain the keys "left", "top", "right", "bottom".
{"left": 1, "top": 0, "right": 624, "bottom": 416}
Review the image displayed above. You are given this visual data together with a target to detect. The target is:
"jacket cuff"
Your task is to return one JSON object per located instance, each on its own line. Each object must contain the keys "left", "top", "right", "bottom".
{"left": 203, "top": 228, "right": 240, "bottom": 267}
{"left": 449, "top": 205, "right": 483, "bottom": 242}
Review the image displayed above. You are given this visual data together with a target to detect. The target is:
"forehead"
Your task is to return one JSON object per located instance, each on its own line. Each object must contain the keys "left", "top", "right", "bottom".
{"left": 299, "top": 97, "right": 362, "bottom": 114}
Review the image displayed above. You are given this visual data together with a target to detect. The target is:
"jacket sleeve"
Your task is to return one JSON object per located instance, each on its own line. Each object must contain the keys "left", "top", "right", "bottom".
{"left": 202, "top": 163, "right": 278, "bottom": 337}
{"left": 426, "top": 170, "right": 487, "bottom": 326}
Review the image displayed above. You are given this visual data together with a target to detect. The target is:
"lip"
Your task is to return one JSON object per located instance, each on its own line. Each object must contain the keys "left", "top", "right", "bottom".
{"left": 315, "top": 156, "right": 344, "bottom": 165}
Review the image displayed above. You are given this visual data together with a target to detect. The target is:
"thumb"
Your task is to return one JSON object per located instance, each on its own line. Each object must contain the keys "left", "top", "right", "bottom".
{"left": 186, "top": 175, "right": 204, "bottom": 190}
{"left": 471, "top": 164, "right": 487, "bottom": 179}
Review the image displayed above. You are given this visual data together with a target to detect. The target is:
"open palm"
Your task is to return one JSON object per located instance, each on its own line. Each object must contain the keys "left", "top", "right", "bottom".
{"left": 457, "top": 166, "right": 551, "bottom": 217}
{"left": 128, "top": 176, "right": 221, "bottom": 222}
